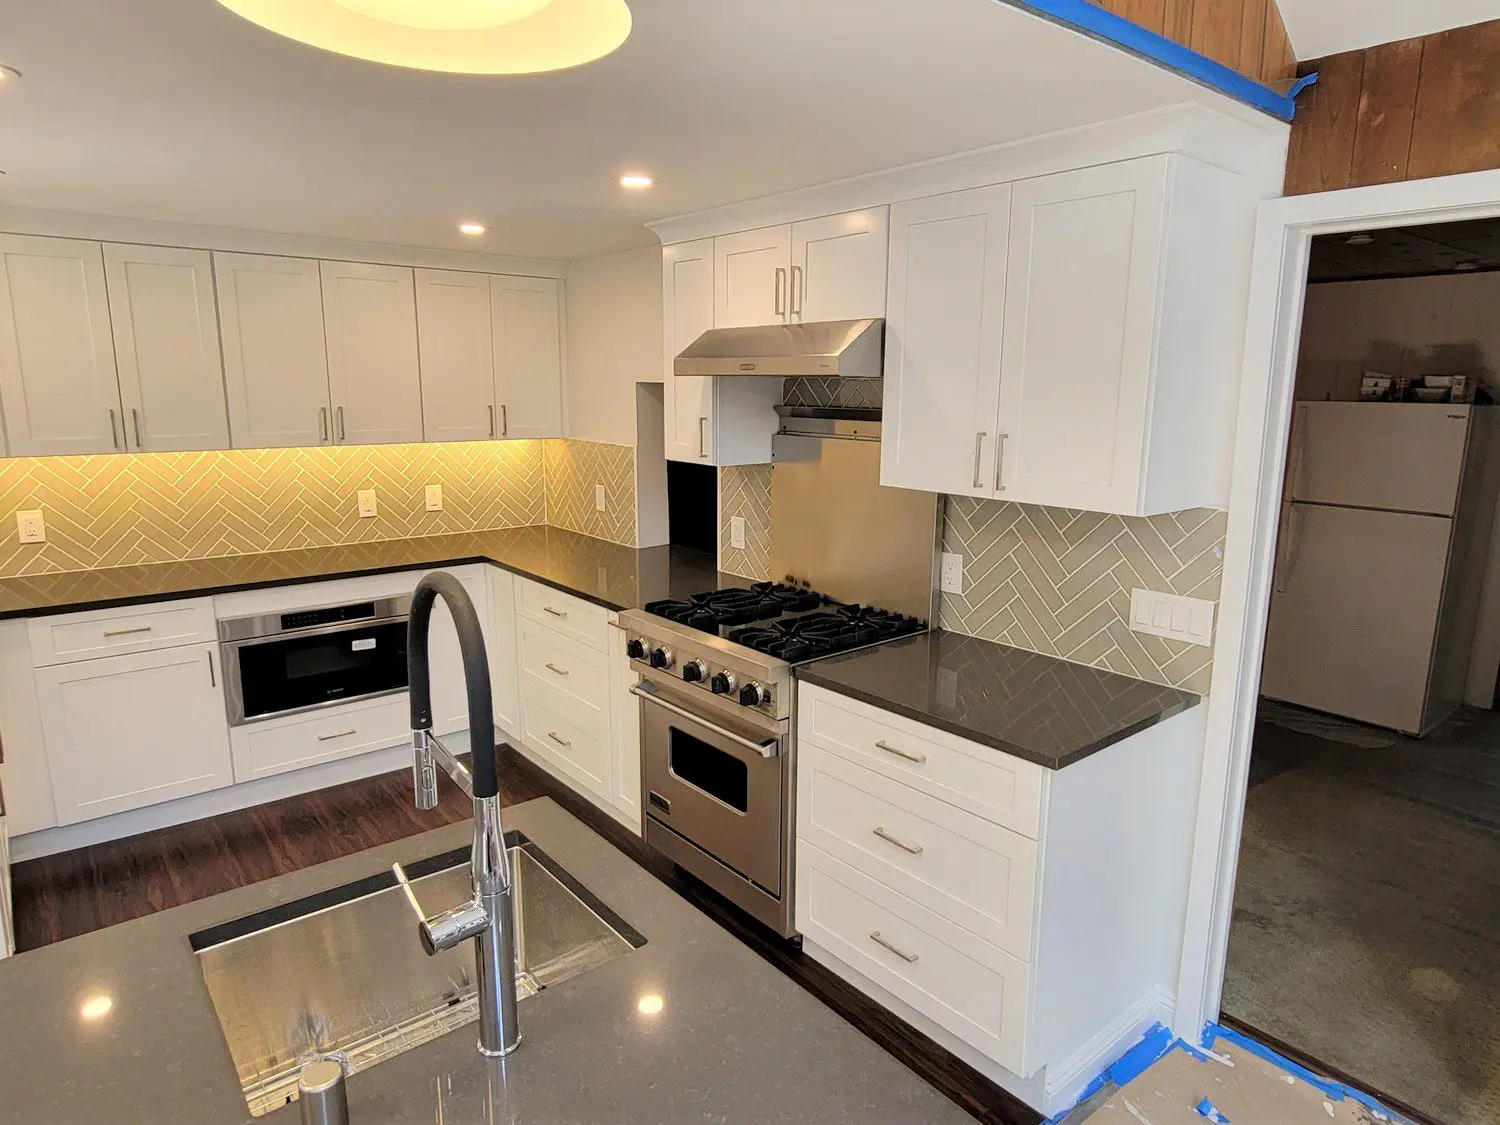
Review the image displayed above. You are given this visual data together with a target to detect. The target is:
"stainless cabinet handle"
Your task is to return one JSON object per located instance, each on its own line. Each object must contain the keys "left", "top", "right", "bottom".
{"left": 206, "top": 649, "right": 216, "bottom": 687}
{"left": 869, "top": 931, "right": 919, "bottom": 964}
{"left": 872, "top": 826, "right": 923, "bottom": 855}
{"left": 108, "top": 409, "right": 121, "bottom": 451}
{"left": 319, "top": 406, "right": 328, "bottom": 442}
{"left": 994, "top": 432, "right": 1008, "bottom": 491}
{"left": 544, "top": 661, "right": 570, "bottom": 677}
{"left": 971, "top": 432, "right": 987, "bottom": 489}
{"left": 790, "top": 264, "right": 804, "bottom": 317}
{"left": 131, "top": 408, "right": 143, "bottom": 449}
{"left": 698, "top": 416, "right": 708, "bottom": 459}
{"left": 103, "top": 625, "right": 152, "bottom": 638}
{"left": 543, "top": 606, "right": 567, "bottom": 618}
{"left": 547, "top": 730, "right": 572, "bottom": 748}
{"left": 501, "top": 404, "right": 509, "bottom": 436}
{"left": 487, "top": 404, "right": 496, "bottom": 439}
{"left": 875, "top": 739, "right": 926, "bottom": 764}
{"left": 774, "top": 266, "right": 787, "bottom": 317}
{"left": 336, "top": 405, "right": 346, "bottom": 442}
{"left": 318, "top": 728, "right": 358, "bottom": 741}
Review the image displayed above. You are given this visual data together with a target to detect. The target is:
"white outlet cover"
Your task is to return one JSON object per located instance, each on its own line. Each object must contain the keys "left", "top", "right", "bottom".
{"left": 730, "top": 516, "right": 747, "bottom": 550}
{"left": 16, "top": 509, "right": 45, "bottom": 544}
{"left": 1129, "top": 588, "right": 1215, "bottom": 647}
{"left": 939, "top": 552, "right": 964, "bottom": 595}
{"left": 425, "top": 483, "right": 443, "bottom": 511}
{"left": 357, "top": 489, "right": 377, "bottom": 518}
{"left": 595, "top": 483, "right": 607, "bottom": 513}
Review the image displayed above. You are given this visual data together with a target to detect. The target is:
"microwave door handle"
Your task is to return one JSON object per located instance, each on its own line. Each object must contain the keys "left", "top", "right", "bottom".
{"left": 629, "top": 682, "right": 779, "bottom": 758}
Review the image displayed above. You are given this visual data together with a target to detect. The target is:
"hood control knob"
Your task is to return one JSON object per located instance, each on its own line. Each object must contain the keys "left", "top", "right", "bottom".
{"left": 710, "top": 671, "right": 737, "bottom": 695}
{"left": 625, "top": 637, "right": 648, "bottom": 660}
{"left": 738, "top": 681, "right": 767, "bottom": 707}
{"left": 682, "top": 659, "right": 707, "bottom": 683}
{"left": 649, "top": 646, "right": 674, "bottom": 670}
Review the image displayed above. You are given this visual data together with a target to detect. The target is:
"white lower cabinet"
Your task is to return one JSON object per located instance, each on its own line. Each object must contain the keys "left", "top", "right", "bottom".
{"left": 488, "top": 568, "right": 520, "bottom": 735}
{"left": 229, "top": 694, "right": 408, "bottom": 784}
{"left": 35, "top": 642, "right": 233, "bottom": 825}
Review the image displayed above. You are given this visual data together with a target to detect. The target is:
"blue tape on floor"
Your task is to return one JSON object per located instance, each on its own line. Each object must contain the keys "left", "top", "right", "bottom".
{"left": 1203, "top": 1023, "right": 1404, "bottom": 1119}
{"left": 1195, "top": 1096, "right": 1232, "bottom": 1122}
{"left": 1042, "top": 1023, "right": 1178, "bottom": 1124}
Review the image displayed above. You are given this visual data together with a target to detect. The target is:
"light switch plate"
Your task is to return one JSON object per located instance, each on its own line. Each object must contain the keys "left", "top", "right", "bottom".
{"left": 1129, "top": 588, "right": 1215, "bottom": 647}
{"left": 730, "top": 516, "right": 747, "bottom": 550}
{"left": 16, "top": 509, "right": 45, "bottom": 544}
{"left": 357, "top": 489, "right": 377, "bottom": 519}
{"left": 425, "top": 484, "right": 443, "bottom": 512}
{"left": 595, "top": 483, "right": 607, "bottom": 513}
{"left": 940, "top": 552, "right": 964, "bottom": 595}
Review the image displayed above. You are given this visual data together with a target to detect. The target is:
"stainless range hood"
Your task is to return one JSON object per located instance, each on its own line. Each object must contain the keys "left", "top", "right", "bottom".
{"left": 674, "top": 318, "right": 883, "bottom": 378}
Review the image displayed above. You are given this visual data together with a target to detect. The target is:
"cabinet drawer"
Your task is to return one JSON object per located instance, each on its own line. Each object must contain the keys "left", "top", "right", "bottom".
{"left": 520, "top": 690, "right": 610, "bottom": 798}
{"left": 517, "top": 619, "right": 610, "bottom": 715}
{"left": 514, "top": 577, "right": 610, "bottom": 650}
{"left": 799, "top": 685, "right": 1044, "bottom": 839}
{"left": 229, "top": 695, "right": 408, "bottom": 783}
{"left": 28, "top": 598, "right": 217, "bottom": 666}
{"left": 798, "top": 745, "right": 1037, "bottom": 961}
{"left": 797, "top": 843, "right": 1029, "bottom": 1074}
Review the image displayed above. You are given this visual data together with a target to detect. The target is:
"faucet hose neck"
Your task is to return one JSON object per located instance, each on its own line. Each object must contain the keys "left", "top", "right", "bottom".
{"left": 408, "top": 572, "right": 498, "bottom": 799}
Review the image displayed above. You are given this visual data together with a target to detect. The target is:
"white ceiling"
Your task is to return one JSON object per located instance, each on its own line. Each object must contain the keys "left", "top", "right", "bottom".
{"left": 2, "top": 0, "right": 1228, "bottom": 262}
{"left": 1276, "top": 0, "right": 1500, "bottom": 59}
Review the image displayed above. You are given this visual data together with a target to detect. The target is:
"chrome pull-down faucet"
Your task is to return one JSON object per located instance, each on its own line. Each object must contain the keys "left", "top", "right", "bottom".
{"left": 392, "top": 572, "right": 520, "bottom": 1058}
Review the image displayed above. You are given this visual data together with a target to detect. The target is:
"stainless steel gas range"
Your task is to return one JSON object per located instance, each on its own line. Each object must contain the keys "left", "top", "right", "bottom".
{"left": 620, "top": 585, "right": 926, "bottom": 936}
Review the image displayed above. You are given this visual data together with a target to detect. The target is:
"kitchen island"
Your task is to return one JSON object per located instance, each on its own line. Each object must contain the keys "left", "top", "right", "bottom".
{"left": 0, "top": 796, "right": 972, "bottom": 1125}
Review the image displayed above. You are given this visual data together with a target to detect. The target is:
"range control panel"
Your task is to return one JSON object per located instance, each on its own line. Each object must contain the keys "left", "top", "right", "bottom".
{"left": 623, "top": 631, "right": 785, "bottom": 720}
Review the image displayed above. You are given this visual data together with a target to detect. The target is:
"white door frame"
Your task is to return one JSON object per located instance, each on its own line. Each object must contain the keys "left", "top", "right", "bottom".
{"left": 1173, "top": 168, "right": 1500, "bottom": 1037}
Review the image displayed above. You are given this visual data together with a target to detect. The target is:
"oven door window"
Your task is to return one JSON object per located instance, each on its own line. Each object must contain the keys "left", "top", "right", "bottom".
{"left": 237, "top": 621, "right": 408, "bottom": 720}
{"left": 669, "top": 727, "right": 749, "bottom": 813}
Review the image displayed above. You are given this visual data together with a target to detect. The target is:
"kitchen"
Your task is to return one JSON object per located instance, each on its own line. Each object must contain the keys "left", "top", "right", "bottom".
{"left": 0, "top": 2, "right": 1464, "bottom": 1124}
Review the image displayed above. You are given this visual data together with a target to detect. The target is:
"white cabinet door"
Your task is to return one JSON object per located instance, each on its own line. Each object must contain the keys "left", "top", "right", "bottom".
{"left": 0, "top": 235, "right": 123, "bottom": 456}
{"left": 492, "top": 276, "right": 564, "bottom": 439}
{"left": 880, "top": 186, "right": 1011, "bottom": 496}
{"left": 607, "top": 621, "right": 642, "bottom": 831}
{"left": 488, "top": 567, "right": 520, "bottom": 735}
{"left": 415, "top": 268, "right": 496, "bottom": 443}
{"left": 714, "top": 225, "right": 792, "bottom": 328}
{"left": 104, "top": 244, "right": 230, "bottom": 453}
{"left": 791, "top": 209, "right": 889, "bottom": 322}
{"left": 321, "top": 260, "right": 424, "bottom": 445}
{"left": 996, "top": 161, "right": 1166, "bottom": 511}
{"left": 36, "top": 643, "right": 233, "bottom": 825}
{"left": 215, "top": 253, "right": 333, "bottom": 449}
{"left": 662, "top": 239, "right": 716, "bottom": 463}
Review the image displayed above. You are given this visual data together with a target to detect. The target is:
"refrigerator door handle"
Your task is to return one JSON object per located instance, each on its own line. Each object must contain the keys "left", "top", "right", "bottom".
{"left": 1274, "top": 504, "right": 1305, "bottom": 594}
{"left": 1286, "top": 404, "right": 1310, "bottom": 501}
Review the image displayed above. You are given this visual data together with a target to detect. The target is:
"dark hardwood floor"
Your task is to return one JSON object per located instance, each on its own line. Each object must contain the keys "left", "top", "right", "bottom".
{"left": 11, "top": 752, "right": 1040, "bottom": 1125}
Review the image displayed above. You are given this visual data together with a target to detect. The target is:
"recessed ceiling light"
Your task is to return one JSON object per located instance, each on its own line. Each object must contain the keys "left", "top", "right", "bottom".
{"left": 459, "top": 221, "right": 487, "bottom": 237}
{"left": 1345, "top": 233, "right": 1375, "bottom": 246}
{"left": 215, "top": 0, "right": 631, "bottom": 75}
{"left": 619, "top": 173, "right": 653, "bottom": 190}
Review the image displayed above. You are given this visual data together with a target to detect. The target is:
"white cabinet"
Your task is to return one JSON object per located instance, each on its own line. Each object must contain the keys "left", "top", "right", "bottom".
{"left": 491, "top": 275, "right": 565, "bottom": 439}
{"left": 607, "top": 623, "right": 642, "bottom": 828}
{"left": 320, "top": 260, "right": 424, "bottom": 445}
{"left": 714, "top": 225, "right": 793, "bottom": 328}
{"left": 488, "top": 567, "right": 520, "bottom": 735}
{"left": 790, "top": 209, "right": 889, "bottom": 323}
{"left": 36, "top": 642, "right": 233, "bottom": 825}
{"left": 103, "top": 244, "right": 230, "bottom": 452}
{"left": 216, "top": 252, "right": 333, "bottom": 449}
{"left": 0, "top": 235, "right": 123, "bottom": 456}
{"left": 427, "top": 568, "right": 490, "bottom": 737}
{"left": 230, "top": 694, "right": 407, "bottom": 784}
{"left": 415, "top": 268, "right": 496, "bottom": 443}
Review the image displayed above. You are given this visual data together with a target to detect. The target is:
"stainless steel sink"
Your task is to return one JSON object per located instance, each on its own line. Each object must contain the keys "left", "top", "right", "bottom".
{"left": 191, "top": 833, "right": 644, "bottom": 1116}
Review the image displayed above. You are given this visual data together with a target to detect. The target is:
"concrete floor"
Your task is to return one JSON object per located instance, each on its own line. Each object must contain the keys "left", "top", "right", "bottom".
{"left": 1222, "top": 705, "right": 1500, "bottom": 1125}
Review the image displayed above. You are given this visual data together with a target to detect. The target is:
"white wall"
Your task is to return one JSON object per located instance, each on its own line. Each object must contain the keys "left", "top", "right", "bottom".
{"left": 564, "top": 246, "right": 663, "bottom": 446}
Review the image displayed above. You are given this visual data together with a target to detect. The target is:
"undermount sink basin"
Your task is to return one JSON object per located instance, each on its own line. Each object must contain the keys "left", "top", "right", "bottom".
{"left": 191, "top": 831, "right": 644, "bottom": 1116}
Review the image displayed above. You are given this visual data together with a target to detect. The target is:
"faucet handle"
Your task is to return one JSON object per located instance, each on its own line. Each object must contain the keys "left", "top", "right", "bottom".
{"left": 392, "top": 862, "right": 488, "bottom": 956}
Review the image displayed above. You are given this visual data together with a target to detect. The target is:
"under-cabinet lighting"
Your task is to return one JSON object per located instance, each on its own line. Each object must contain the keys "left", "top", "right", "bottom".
{"left": 618, "top": 173, "right": 653, "bottom": 190}
{"left": 459, "top": 221, "right": 488, "bottom": 236}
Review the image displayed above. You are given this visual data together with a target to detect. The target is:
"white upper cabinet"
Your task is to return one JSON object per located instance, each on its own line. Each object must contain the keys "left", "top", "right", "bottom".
{"left": 714, "top": 225, "right": 793, "bottom": 328}
{"left": 415, "top": 268, "right": 495, "bottom": 442}
{"left": 321, "top": 260, "right": 424, "bottom": 445}
{"left": 491, "top": 275, "right": 564, "bottom": 439}
{"left": 663, "top": 239, "right": 716, "bottom": 463}
{"left": 216, "top": 252, "right": 333, "bottom": 450}
{"left": 790, "top": 209, "right": 889, "bottom": 323}
{"left": 0, "top": 235, "right": 124, "bottom": 456}
{"left": 881, "top": 186, "right": 1011, "bottom": 496}
{"left": 104, "top": 244, "right": 229, "bottom": 453}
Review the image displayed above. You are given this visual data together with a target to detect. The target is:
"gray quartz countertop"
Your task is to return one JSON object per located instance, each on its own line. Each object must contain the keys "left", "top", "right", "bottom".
{"left": 0, "top": 797, "right": 971, "bottom": 1125}
{"left": 796, "top": 629, "right": 1200, "bottom": 769}
{"left": 0, "top": 526, "right": 729, "bottom": 620}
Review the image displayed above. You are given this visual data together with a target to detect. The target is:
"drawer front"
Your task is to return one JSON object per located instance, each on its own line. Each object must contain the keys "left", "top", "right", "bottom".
{"left": 230, "top": 695, "right": 408, "bottom": 783}
{"left": 29, "top": 599, "right": 217, "bottom": 666}
{"left": 514, "top": 577, "right": 611, "bottom": 651}
{"left": 520, "top": 689, "right": 610, "bottom": 798}
{"left": 799, "top": 684, "right": 1045, "bottom": 838}
{"left": 517, "top": 619, "right": 610, "bottom": 715}
{"left": 798, "top": 745, "right": 1037, "bottom": 960}
{"left": 797, "top": 843, "right": 1029, "bottom": 1074}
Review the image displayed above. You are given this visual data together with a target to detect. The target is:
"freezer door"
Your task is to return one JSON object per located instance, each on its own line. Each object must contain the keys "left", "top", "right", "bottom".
{"left": 1285, "top": 402, "right": 1470, "bottom": 516}
{"left": 1261, "top": 502, "right": 1452, "bottom": 734}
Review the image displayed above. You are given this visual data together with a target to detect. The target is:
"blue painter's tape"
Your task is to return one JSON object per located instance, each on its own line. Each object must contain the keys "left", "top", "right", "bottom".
{"left": 998, "top": 0, "right": 1298, "bottom": 120}
{"left": 1195, "top": 1096, "right": 1232, "bottom": 1122}
{"left": 1042, "top": 1023, "right": 1179, "bottom": 1124}
{"left": 1203, "top": 1024, "right": 1408, "bottom": 1120}
{"left": 1289, "top": 72, "right": 1319, "bottom": 99}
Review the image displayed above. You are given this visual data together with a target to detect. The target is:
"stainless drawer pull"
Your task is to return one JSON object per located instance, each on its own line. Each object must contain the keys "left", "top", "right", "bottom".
{"left": 875, "top": 739, "right": 926, "bottom": 764}
{"left": 103, "top": 625, "right": 153, "bottom": 638}
{"left": 318, "top": 728, "right": 358, "bottom": 741}
{"left": 547, "top": 730, "right": 572, "bottom": 748}
{"left": 544, "top": 661, "right": 570, "bottom": 677}
{"left": 869, "top": 931, "right": 919, "bottom": 964}
{"left": 206, "top": 649, "right": 216, "bottom": 688}
{"left": 971, "top": 432, "right": 986, "bottom": 489}
{"left": 542, "top": 606, "right": 568, "bottom": 619}
{"left": 872, "top": 826, "right": 923, "bottom": 855}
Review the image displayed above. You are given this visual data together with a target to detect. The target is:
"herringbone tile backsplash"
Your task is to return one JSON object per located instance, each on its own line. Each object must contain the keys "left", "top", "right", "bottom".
{"left": 940, "top": 498, "right": 1226, "bottom": 694}
{"left": 543, "top": 439, "right": 637, "bottom": 547}
{"left": 719, "top": 464, "right": 773, "bottom": 579}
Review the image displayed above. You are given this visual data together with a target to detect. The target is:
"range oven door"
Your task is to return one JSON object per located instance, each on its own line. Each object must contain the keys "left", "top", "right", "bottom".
{"left": 635, "top": 680, "right": 786, "bottom": 896}
{"left": 223, "top": 617, "right": 409, "bottom": 725}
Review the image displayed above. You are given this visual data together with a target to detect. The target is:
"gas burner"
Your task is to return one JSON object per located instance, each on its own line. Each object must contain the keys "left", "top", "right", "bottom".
{"left": 727, "top": 606, "right": 925, "bottom": 662}
{"left": 644, "top": 582, "right": 825, "bottom": 629}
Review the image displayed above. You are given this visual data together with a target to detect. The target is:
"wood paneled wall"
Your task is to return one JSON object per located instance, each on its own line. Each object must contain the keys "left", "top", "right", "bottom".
{"left": 1093, "top": 0, "right": 1297, "bottom": 85}
{"left": 1285, "top": 19, "right": 1500, "bottom": 195}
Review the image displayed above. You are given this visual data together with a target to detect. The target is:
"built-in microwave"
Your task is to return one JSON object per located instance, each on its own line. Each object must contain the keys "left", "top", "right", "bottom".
{"left": 218, "top": 596, "right": 411, "bottom": 726}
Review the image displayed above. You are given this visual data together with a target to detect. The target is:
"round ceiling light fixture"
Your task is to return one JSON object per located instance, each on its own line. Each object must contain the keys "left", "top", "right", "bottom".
{"left": 215, "top": 0, "right": 632, "bottom": 74}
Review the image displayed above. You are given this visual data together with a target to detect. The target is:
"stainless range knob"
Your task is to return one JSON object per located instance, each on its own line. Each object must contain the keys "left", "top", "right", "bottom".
{"left": 625, "top": 637, "right": 648, "bottom": 660}
{"left": 738, "top": 681, "right": 768, "bottom": 707}
{"left": 710, "top": 671, "right": 737, "bottom": 695}
{"left": 649, "top": 646, "right": 674, "bottom": 670}
{"left": 682, "top": 659, "right": 708, "bottom": 683}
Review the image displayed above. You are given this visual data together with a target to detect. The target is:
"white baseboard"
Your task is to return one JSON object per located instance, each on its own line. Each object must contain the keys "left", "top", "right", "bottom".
{"left": 1043, "top": 986, "right": 1174, "bottom": 1109}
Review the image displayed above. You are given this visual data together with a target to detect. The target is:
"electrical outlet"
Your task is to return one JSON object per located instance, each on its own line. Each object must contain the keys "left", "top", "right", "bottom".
{"left": 425, "top": 483, "right": 443, "bottom": 512}
{"left": 357, "top": 489, "right": 377, "bottom": 519}
{"left": 16, "top": 509, "right": 45, "bottom": 544}
{"left": 730, "top": 516, "right": 747, "bottom": 550}
{"left": 595, "top": 483, "right": 607, "bottom": 513}
{"left": 940, "top": 552, "right": 964, "bottom": 594}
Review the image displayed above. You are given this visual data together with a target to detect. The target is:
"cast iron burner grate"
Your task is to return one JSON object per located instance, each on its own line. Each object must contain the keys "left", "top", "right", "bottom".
{"left": 643, "top": 582, "right": 825, "bottom": 629}
{"left": 727, "top": 605, "right": 926, "bottom": 662}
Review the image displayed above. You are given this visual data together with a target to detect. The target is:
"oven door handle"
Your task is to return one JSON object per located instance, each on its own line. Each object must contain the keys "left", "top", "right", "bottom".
{"left": 629, "top": 682, "right": 780, "bottom": 759}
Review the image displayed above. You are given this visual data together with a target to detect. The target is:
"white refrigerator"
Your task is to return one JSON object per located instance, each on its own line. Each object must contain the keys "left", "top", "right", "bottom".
{"left": 1260, "top": 402, "right": 1495, "bottom": 735}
